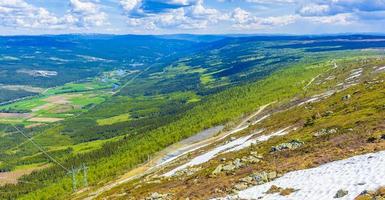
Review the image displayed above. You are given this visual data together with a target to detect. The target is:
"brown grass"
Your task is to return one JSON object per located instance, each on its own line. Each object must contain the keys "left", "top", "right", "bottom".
{"left": 0, "top": 113, "right": 31, "bottom": 118}
{"left": 28, "top": 117, "right": 64, "bottom": 123}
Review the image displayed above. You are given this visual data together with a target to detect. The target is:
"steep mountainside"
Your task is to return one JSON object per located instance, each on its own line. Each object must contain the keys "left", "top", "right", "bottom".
{"left": 0, "top": 35, "right": 385, "bottom": 200}
{"left": 95, "top": 57, "right": 385, "bottom": 200}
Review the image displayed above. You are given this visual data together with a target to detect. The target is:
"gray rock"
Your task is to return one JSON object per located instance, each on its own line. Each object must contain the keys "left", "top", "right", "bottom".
{"left": 271, "top": 140, "right": 304, "bottom": 152}
{"left": 252, "top": 172, "right": 269, "bottom": 184}
{"left": 233, "top": 158, "right": 243, "bottom": 168}
{"left": 248, "top": 171, "right": 279, "bottom": 185}
{"left": 334, "top": 189, "right": 348, "bottom": 198}
{"left": 267, "top": 171, "right": 277, "bottom": 180}
{"left": 212, "top": 164, "right": 223, "bottom": 175}
{"left": 250, "top": 151, "right": 263, "bottom": 159}
{"left": 174, "top": 167, "right": 202, "bottom": 177}
{"left": 239, "top": 176, "right": 254, "bottom": 184}
{"left": 314, "top": 128, "right": 338, "bottom": 137}
{"left": 146, "top": 192, "right": 170, "bottom": 200}
{"left": 341, "top": 94, "right": 351, "bottom": 101}
{"left": 222, "top": 163, "right": 236, "bottom": 171}
{"left": 233, "top": 182, "right": 248, "bottom": 191}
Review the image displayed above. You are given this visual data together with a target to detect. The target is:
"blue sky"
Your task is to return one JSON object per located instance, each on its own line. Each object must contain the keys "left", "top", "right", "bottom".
{"left": 0, "top": 0, "right": 385, "bottom": 35}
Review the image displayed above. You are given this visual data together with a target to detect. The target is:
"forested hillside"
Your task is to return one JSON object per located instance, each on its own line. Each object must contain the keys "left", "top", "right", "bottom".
{"left": 0, "top": 35, "right": 385, "bottom": 199}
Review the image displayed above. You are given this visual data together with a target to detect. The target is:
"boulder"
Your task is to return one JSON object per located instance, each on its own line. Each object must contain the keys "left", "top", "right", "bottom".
{"left": 314, "top": 128, "right": 338, "bottom": 137}
{"left": 266, "top": 185, "right": 296, "bottom": 196}
{"left": 250, "top": 151, "right": 263, "bottom": 158}
{"left": 251, "top": 171, "right": 269, "bottom": 184}
{"left": 271, "top": 140, "right": 304, "bottom": 152}
{"left": 239, "top": 176, "right": 254, "bottom": 184}
{"left": 212, "top": 164, "right": 223, "bottom": 175}
{"left": 175, "top": 167, "right": 201, "bottom": 177}
{"left": 222, "top": 163, "right": 236, "bottom": 171}
{"left": 342, "top": 94, "right": 351, "bottom": 101}
{"left": 266, "top": 185, "right": 282, "bottom": 194}
{"left": 146, "top": 192, "right": 171, "bottom": 200}
{"left": 268, "top": 171, "right": 277, "bottom": 180}
{"left": 233, "top": 158, "right": 243, "bottom": 168}
{"left": 334, "top": 189, "right": 348, "bottom": 198}
{"left": 233, "top": 182, "right": 249, "bottom": 191}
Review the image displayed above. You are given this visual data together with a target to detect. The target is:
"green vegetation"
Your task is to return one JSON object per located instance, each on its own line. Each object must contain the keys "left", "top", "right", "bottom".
{"left": 1, "top": 58, "right": 330, "bottom": 200}
{"left": 101, "top": 57, "right": 385, "bottom": 199}
{"left": 1, "top": 35, "right": 385, "bottom": 199}
{"left": 97, "top": 113, "right": 131, "bottom": 126}
{"left": 0, "top": 98, "right": 46, "bottom": 112}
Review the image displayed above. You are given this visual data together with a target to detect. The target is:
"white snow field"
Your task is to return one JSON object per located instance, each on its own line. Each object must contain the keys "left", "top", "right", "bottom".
{"left": 231, "top": 150, "right": 385, "bottom": 200}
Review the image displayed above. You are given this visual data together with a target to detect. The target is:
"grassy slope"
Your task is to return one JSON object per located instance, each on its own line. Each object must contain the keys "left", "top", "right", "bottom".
{"left": 16, "top": 57, "right": 330, "bottom": 200}
{"left": 101, "top": 57, "right": 385, "bottom": 199}
{"left": 1, "top": 37, "right": 382, "bottom": 199}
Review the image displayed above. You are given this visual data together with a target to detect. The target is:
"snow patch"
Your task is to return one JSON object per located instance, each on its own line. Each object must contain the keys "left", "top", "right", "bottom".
{"left": 298, "top": 90, "right": 335, "bottom": 106}
{"left": 346, "top": 68, "right": 363, "bottom": 82}
{"left": 251, "top": 114, "right": 271, "bottom": 126}
{"left": 375, "top": 66, "right": 385, "bottom": 72}
{"left": 156, "top": 126, "right": 224, "bottom": 167}
{"left": 227, "top": 151, "right": 385, "bottom": 200}
{"left": 163, "top": 130, "right": 263, "bottom": 177}
{"left": 224, "top": 126, "right": 295, "bottom": 153}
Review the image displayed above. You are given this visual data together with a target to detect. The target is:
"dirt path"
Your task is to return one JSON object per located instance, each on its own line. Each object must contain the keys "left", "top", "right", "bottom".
{"left": 80, "top": 103, "right": 273, "bottom": 200}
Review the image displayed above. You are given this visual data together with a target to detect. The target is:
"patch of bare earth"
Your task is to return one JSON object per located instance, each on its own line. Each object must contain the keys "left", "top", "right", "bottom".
{"left": 0, "top": 165, "right": 48, "bottom": 186}
{"left": 27, "top": 117, "right": 64, "bottom": 123}
{"left": 0, "top": 113, "right": 31, "bottom": 118}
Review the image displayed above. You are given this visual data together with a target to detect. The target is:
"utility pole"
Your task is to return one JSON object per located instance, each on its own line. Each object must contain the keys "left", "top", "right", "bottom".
{"left": 68, "top": 166, "right": 77, "bottom": 192}
{"left": 82, "top": 163, "right": 88, "bottom": 187}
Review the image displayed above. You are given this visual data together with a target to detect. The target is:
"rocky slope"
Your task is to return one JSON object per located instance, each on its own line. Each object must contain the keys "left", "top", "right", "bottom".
{"left": 82, "top": 56, "right": 385, "bottom": 200}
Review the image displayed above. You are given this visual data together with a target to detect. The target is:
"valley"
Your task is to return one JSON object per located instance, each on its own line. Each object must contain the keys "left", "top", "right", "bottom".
{"left": 0, "top": 35, "right": 384, "bottom": 200}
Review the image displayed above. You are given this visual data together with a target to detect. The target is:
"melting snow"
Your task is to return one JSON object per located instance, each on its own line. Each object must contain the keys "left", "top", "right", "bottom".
{"left": 163, "top": 131, "right": 263, "bottom": 177}
{"left": 346, "top": 68, "right": 363, "bottom": 81}
{"left": 251, "top": 114, "right": 271, "bottom": 126}
{"left": 375, "top": 66, "right": 385, "bottom": 72}
{"left": 224, "top": 127, "right": 295, "bottom": 153}
{"left": 156, "top": 126, "right": 225, "bottom": 167}
{"left": 229, "top": 151, "right": 385, "bottom": 200}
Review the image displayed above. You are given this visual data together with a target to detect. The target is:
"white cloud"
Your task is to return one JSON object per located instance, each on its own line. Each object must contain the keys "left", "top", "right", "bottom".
{"left": 245, "top": 0, "right": 295, "bottom": 4}
{"left": 305, "top": 13, "right": 355, "bottom": 25}
{"left": 231, "top": 8, "right": 297, "bottom": 29}
{"left": 119, "top": 0, "right": 142, "bottom": 14}
{"left": 0, "top": 0, "right": 108, "bottom": 30}
{"left": 67, "top": 0, "right": 108, "bottom": 27}
{"left": 297, "top": 3, "right": 331, "bottom": 16}
{"left": 295, "top": 0, "right": 385, "bottom": 25}
{"left": 218, "top": 0, "right": 296, "bottom": 4}
{"left": 0, "top": 0, "right": 62, "bottom": 28}
{"left": 122, "top": 0, "right": 227, "bottom": 30}
{"left": 297, "top": 0, "right": 385, "bottom": 19}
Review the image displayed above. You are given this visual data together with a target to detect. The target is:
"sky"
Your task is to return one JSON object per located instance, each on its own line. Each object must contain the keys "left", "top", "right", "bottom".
{"left": 0, "top": 0, "right": 385, "bottom": 35}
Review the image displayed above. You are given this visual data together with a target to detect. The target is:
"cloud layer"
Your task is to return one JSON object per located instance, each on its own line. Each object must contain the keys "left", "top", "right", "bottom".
{"left": 0, "top": 0, "right": 107, "bottom": 30}
{"left": 0, "top": 0, "right": 384, "bottom": 34}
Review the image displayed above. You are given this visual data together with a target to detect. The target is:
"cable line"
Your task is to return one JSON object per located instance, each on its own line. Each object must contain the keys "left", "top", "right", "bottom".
{"left": 11, "top": 125, "right": 70, "bottom": 172}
